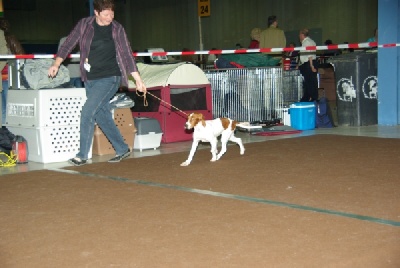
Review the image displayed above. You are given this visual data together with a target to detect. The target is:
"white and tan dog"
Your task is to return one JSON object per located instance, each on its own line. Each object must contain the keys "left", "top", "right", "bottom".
{"left": 180, "top": 113, "right": 245, "bottom": 166}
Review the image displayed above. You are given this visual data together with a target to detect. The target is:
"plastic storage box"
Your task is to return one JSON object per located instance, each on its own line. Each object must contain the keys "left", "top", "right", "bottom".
{"left": 133, "top": 117, "right": 163, "bottom": 151}
{"left": 289, "top": 102, "right": 316, "bottom": 130}
{"left": 276, "top": 107, "right": 291, "bottom": 126}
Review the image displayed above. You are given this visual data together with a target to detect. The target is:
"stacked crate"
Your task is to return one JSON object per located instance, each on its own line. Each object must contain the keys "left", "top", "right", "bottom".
{"left": 5, "top": 89, "right": 87, "bottom": 163}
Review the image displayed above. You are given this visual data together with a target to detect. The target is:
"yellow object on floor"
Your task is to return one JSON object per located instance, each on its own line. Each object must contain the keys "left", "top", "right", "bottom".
{"left": 0, "top": 151, "right": 17, "bottom": 167}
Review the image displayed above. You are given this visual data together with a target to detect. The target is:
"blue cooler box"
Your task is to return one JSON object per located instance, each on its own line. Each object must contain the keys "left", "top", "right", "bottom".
{"left": 289, "top": 102, "right": 316, "bottom": 130}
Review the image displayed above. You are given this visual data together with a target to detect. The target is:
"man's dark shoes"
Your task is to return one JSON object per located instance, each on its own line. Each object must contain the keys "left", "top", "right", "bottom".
{"left": 108, "top": 149, "right": 131, "bottom": 163}
{"left": 68, "top": 157, "right": 87, "bottom": 166}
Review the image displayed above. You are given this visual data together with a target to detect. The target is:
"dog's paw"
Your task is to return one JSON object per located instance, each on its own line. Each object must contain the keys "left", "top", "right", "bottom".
{"left": 240, "top": 148, "right": 245, "bottom": 155}
{"left": 180, "top": 161, "right": 190, "bottom": 166}
{"left": 210, "top": 158, "right": 217, "bottom": 162}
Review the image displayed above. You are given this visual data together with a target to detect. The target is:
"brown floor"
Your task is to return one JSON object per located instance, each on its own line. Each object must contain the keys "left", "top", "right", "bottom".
{"left": 0, "top": 135, "right": 399, "bottom": 267}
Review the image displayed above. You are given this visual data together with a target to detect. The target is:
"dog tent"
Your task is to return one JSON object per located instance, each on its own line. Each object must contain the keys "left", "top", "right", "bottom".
{"left": 128, "top": 62, "right": 212, "bottom": 143}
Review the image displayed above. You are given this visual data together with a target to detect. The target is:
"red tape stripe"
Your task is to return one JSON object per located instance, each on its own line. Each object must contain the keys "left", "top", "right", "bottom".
{"left": 1, "top": 42, "right": 396, "bottom": 59}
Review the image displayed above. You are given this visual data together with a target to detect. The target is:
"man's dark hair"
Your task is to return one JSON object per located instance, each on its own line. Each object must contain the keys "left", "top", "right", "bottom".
{"left": 0, "top": 18, "right": 10, "bottom": 32}
{"left": 267, "top": 15, "right": 277, "bottom": 27}
{"left": 94, "top": 0, "right": 115, "bottom": 13}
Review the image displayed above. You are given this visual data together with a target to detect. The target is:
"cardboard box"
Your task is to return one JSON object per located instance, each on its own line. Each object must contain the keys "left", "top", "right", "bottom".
{"left": 92, "top": 108, "right": 136, "bottom": 155}
{"left": 92, "top": 126, "right": 136, "bottom": 155}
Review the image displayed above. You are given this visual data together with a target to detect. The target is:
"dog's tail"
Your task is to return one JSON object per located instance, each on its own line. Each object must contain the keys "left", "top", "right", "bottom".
{"left": 233, "top": 121, "right": 249, "bottom": 129}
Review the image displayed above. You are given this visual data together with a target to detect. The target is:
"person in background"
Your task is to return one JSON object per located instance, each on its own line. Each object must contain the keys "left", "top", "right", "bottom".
{"left": 285, "top": 41, "right": 299, "bottom": 69}
{"left": 342, "top": 41, "right": 354, "bottom": 54}
{"left": 298, "top": 28, "right": 318, "bottom": 102}
{"left": 319, "top": 39, "right": 340, "bottom": 65}
{"left": 48, "top": 0, "right": 146, "bottom": 166}
{"left": 367, "top": 28, "right": 378, "bottom": 49}
{"left": 323, "top": 39, "right": 339, "bottom": 56}
{"left": 248, "top": 28, "right": 261, "bottom": 48}
{"left": 207, "top": 47, "right": 218, "bottom": 65}
{"left": 367, "top": 28, "right": 378, "bottom": 43}
{"left": 58, "top": 36, "right": 83, "bottom": 88}
{"left": 0, "top": 18, "right": 25, "bottom": 126}
{"left": 259, "top": 15, "right": 286, "bottom": 55}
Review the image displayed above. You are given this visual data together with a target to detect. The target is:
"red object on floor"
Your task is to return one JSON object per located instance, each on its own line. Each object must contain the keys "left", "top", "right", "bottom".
{"left": 12, "top": 139, "right": 28, "bottom": 164}
{"left": 253, "top": 130, "right": 302, "bottom": 136}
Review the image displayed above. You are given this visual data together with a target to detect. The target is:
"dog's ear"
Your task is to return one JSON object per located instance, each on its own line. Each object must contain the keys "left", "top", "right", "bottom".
{"left": 231, "top": 120, "right": 238, "bottom": 130}
{"left": 200, "top": 114, "right": 206, "bottom": 127}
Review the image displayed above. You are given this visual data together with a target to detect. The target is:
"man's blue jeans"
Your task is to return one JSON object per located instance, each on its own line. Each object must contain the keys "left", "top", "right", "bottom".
{"left": 77, "top": 76, "right": 128, "bottom": 160}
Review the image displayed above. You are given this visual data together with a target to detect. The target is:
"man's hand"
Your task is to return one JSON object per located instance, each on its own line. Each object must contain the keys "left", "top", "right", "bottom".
{"left": 48, "top": 64, "right": 59, "bottom": 78}
{"left": 131, "top": 72, "right": 146, "bottom": 93}
{"left": 135, "top": 78, "right": 146, "bottom": 93}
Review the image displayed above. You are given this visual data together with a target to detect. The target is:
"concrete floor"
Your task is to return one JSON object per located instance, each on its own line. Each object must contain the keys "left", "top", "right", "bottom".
{"left": 2, "top": 124, "right": 400, "bottom": 176}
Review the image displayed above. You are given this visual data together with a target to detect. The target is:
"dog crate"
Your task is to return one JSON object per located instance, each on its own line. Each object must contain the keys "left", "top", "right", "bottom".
{"left": 5, "top": 88, "right": 86, "bottom": 127}
{"left": 128, "top": 62, "right": 212, "bottom": 143}
{"left": 205, "top": 67, "right": 303, "bottom": 123}
{"left": 5, "top": 88, "right": 88, "bottom": 163}
{"left": 7, "top": 125, "right": 91, "bottom": 163}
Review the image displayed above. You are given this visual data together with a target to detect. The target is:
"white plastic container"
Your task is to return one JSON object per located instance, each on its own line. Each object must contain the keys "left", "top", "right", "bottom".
{"left": 133, "top": 117, "right": 163, "bottom": 152}
{"left": 7, "top": 125, "right": 92, "bottom": 164}
{"left": 276, "top": 107, "right": 291, "bottom": 126}
{"left": 5, "top": 88, "right": 86, "bottom": 127}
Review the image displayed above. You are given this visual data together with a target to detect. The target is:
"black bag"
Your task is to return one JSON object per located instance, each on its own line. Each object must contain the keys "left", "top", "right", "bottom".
{"left": 315, "top": 97, "right": 334, "bottom": 128}
{"left": 0, "top": 127, "right": 16, "bottom": 154}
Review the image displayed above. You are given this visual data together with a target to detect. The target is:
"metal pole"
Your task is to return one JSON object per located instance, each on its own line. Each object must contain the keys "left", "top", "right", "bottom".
{"left": 198, "top": 16, "right": 204, "bottom": 51}
{"left": 198, "top": 16, "right": 204, "bottom": 67}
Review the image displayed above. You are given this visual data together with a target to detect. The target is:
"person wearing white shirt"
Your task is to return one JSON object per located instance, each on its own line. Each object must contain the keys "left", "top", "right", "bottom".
{"left": 298, "top": 28, "right": 318, "bottom": 102}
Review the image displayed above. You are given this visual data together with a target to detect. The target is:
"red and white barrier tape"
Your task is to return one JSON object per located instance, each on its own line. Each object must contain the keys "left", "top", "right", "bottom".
{"left": 0, "top": 42, "right": 396, "bottom": 59}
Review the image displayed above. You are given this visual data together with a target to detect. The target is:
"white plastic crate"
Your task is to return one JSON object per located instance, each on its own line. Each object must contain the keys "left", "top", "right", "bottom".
{"left": 133, "top": 117, "right": 163, "bottom": 151}
{"left": 134, "top": 133, "right": 163, "bottom": 152}
{"left": 276, "top": 107, "right": 291, "bottom": 126}
{"left": 5, "top": 88, "right": 86, "bottom": 127}
{"left": 8, "top": 125, "right": 92, "bottom": 163}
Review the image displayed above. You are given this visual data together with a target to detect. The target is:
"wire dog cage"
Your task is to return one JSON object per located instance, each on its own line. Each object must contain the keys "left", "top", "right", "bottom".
{"left": 205, "top": 67, "right": 303, "bottom": 123}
